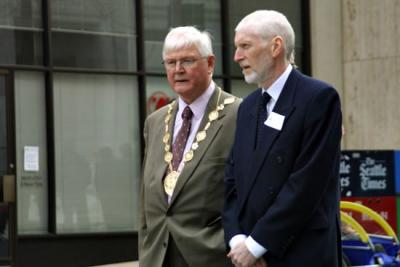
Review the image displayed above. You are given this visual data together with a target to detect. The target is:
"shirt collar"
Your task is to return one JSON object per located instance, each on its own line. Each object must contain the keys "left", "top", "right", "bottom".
{"left": 262, "top": 64, "right": 293, "bottom": 101}
{"left": 178, "top": 81, "right": 215, "bottom": 120}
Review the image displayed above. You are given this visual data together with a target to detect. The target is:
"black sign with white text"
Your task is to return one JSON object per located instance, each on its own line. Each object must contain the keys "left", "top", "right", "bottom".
{"left": 340, "top": 150, "right": 395, "bottom": 197}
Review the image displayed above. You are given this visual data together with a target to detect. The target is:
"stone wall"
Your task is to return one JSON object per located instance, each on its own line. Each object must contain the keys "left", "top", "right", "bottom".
{"left": 310, "top": 0, "right": 400, "bottom": 149}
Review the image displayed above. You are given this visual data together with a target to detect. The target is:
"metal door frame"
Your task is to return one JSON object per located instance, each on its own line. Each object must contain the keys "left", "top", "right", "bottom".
{"left": 0, "top": 69, "right": 16, "bottom": 267}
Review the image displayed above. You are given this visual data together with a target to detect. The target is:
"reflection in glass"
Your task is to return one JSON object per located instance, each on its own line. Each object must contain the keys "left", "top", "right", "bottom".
{"left": 51, "top": 0, "right": 136, "bottom": 70}
{"left": 53, "top": 73, "right": 140, "bottom": 233}
{"left": 146, "top": 77, "right": 175, "bottom": 115}
{"left": 0, "top": 0, "right": 43, "bottom": 65}
{"left": 143, "top": 0, "right": 222, "bottom": 74}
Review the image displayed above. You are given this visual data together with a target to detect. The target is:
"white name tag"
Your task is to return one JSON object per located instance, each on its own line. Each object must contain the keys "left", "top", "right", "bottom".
{"left": 265, "top": 112, "right": 285, "bottom": 131}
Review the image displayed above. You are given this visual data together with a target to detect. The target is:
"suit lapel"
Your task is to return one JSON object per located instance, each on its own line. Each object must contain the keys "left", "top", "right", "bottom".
{"left": 239, "top": 69, "right": 300, "bottom": 210}
{"left": 168, "top": 88, "right": 225, "bottom": 207}
{"left": 249, "top": 90, "right": 260, "bottom": 150}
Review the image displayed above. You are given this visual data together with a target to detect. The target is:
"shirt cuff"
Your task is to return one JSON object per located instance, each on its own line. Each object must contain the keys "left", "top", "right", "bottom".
{"left": 245, "top": 236, "right": 267, "bottom": 258}
{"left": 229, "top": 234, "right": 247, "bottom": 249}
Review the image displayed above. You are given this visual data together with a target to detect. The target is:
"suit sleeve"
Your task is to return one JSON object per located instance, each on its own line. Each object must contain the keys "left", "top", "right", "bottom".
{"left": 138, "top": 118, "right": 149, "bottom": 256}
{"left": 251, "top": 87, "right": 342, "bottom": 257}
{"left": 223, "top": 104, "right": 243, "bottom": 248}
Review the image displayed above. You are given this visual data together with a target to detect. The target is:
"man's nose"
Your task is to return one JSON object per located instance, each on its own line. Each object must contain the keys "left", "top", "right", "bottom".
{"left": 234, "top": 49, "right": 243, "bottom": 62}
{"left": 174, "top": 61, "right": 185, "bottom": 71}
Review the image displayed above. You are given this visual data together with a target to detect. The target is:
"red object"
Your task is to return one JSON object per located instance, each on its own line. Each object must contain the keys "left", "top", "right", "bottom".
{"left": 147, "top": 91, "right": 171, "bottom": 113}
{"left": 341, "top": 196, "right": 397, "bottom": 235}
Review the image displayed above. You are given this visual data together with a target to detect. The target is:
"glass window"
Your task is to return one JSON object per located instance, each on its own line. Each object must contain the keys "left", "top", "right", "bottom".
{"left": 51, "top": 0, "right": 137, "bottom": 70}
{"left": 146, "top": 77, "right": 175, "bottom": 115}
{"left": 214, "top": 79, "right": 224, "bottom": 95}
{"left": 229, "top": 0, "right": 305, "bottom": 75}
{"left": 53, "top": 73, "right": 140, "bottom": 233}
{"left": 230, "top": 79, "right": 256, "bottom": 99}
{"left": 0, "top": 0, "right": 43, "bottom": 65}
{"left": 14, "top": 71, "right": 48, "bottom": 234}
{"left": 144, "top": 0, "right": 222, "bottom": 75}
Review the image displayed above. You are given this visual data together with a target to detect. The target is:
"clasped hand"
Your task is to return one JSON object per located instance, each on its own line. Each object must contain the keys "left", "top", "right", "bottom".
{"left": 227, "top": 242, "right": 267, "bottom": 267}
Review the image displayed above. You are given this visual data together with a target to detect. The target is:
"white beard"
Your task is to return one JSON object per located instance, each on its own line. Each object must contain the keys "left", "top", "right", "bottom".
{"left": 243, "top": 70, "right": 260, "bottom": 85}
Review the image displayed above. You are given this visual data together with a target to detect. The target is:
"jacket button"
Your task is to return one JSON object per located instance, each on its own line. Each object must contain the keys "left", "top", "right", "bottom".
{"left": 268, "top": 187, "right": 274, "bottom": 195}
{"left": 163, "top": 241, "right": 167, "bottom": 248}
{"left": 276, "top": 156, "right": 283, "bottom": 164}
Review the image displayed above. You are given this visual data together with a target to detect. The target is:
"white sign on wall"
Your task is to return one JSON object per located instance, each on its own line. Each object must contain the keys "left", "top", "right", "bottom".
{"left": 24, "top": 146, "right": 39, "bottom": 172}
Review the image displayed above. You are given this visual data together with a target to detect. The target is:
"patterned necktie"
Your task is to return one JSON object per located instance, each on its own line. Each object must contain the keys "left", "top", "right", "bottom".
{"left": 171, "top": 106, "right": 193, "bottom": 171}
{"left": 256, "top": 92, "right": 271, "bottom": 147}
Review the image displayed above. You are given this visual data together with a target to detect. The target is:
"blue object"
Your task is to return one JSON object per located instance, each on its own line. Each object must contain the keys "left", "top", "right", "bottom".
{"left": 395, "top": 151, "right": 400, "bottom": 194}
{"left": 342, "top": 234, "right": 400, "bottom": 266}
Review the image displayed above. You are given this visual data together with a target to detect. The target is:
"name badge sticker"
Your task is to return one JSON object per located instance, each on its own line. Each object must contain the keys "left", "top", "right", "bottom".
{"left": 265, "top": 112, "right": 285, "bottom": 131}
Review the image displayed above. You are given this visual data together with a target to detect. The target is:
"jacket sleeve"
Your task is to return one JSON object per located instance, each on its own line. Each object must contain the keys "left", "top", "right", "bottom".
{"left": 251, "top": 87, "right": 342, "bottom": 257}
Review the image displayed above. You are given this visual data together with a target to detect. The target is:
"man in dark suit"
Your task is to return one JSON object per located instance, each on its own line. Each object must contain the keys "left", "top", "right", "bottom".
{"left": 223, "top": 10, "right": 342, "bottom": 267}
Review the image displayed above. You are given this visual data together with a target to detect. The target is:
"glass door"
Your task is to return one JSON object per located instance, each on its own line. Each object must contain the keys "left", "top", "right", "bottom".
{"left": 0, "top": 70, "right": 16, "bottom": 267}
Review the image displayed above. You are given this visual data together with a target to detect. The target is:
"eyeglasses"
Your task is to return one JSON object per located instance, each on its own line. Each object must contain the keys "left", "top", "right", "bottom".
{"left": 162, "top": 57, "right": 207, "bottom": 70}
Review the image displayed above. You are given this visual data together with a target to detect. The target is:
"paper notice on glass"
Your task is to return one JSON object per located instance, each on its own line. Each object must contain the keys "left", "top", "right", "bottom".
{"left": 24, "top": 146, "right": 39, "bottom": 172}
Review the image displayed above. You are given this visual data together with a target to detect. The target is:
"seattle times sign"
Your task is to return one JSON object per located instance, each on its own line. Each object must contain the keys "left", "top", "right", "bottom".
{"left": 340, "top": 151, "right": 395, "bottom": 197}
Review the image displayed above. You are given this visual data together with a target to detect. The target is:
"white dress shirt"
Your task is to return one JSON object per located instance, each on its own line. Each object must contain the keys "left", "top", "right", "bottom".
{"left": 262, "top": 64, "right": 292, "bottom": 115}
{"left": 229, "top": 64, "right": 293, "bottom": 258}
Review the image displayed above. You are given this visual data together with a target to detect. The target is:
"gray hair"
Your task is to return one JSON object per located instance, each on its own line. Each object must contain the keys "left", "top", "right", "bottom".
{"left": 162, "top": 26, "right": 213, "bottom": 59}
{"left": 235, "top": 10, "right": 295, "bottom": 61}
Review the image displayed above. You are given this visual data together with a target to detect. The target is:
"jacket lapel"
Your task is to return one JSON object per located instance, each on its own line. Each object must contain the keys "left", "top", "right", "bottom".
{"left": 168, "top": 89, "right": 225, "bottom": 207}
{"left": 249, "top": 91, "right": 260, "bottom": 150}
{"left": 239, "top": 69, "right": 300, "bottom": 210}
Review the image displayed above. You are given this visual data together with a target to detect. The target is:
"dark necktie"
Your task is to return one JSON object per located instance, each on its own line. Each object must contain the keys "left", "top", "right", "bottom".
{"left": 171, "top": 106, "right": 193, "bottom": 170}
{"left": 256, "top": 92, "right": 271, "bottom": 147}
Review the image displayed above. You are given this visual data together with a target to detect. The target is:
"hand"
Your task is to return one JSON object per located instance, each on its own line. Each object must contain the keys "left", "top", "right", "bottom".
{"left": 227, "top": 242, "right": 257, "bottom": 267}
{"left": 254, "top": 257, "right": 267, "bottom": 267}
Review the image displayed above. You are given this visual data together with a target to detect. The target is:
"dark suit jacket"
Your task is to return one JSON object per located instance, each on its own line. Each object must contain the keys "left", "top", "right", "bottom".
{"left": 223, "top": 68, "right": 342, "bottom": 267}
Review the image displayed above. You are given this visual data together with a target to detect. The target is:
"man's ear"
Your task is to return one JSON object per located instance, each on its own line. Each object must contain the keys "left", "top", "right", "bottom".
{"left": 207, "top": 55, "right": 216, "bottom": 74}
{"left": 271, "top": 36, "right": 285, "bottom": 58}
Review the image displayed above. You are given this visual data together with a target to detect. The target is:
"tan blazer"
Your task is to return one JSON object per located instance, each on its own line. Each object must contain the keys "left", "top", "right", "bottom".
{"left": 139, "top": 88, "right": 240, "bottom": 267}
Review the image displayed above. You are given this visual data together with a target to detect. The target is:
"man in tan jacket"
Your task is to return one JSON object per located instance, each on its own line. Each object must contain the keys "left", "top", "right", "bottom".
{"left": 139, "top": 26, "right": 240, "bottom": 267}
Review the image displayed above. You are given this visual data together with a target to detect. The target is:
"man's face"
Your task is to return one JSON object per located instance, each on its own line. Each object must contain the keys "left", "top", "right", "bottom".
{"left": 164, "top": 45, "right": 215, "bottom": 104}
{"left": 234, "top": 31, "right": 273, "bottom": 87}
